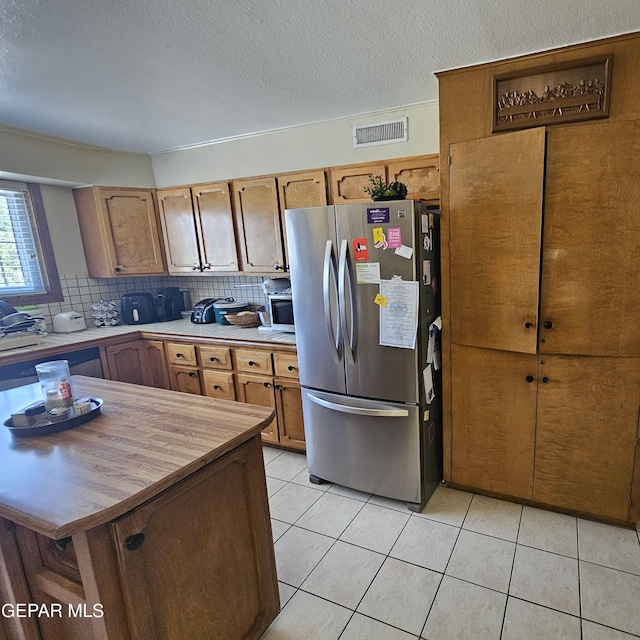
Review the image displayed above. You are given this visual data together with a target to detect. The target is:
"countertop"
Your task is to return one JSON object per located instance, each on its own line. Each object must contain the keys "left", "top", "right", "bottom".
{"left": 0, "top": 376, "right": 275, "bottom": 539}
{"left": 0, "top": 319, "right": 297, "bottom": 365}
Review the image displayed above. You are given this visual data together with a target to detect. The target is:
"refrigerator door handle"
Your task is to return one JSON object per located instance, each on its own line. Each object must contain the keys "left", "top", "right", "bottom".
{"left": 307, "top": 393, "right": 409, "bottom": 417}
{"left": 338, "top": 239, "right": 357, "bottom": 364}
{"left": 323, "top": 240, "right": 342, "bottom": 362}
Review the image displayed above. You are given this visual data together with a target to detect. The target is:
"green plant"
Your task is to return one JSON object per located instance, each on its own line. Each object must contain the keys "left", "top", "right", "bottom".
{"left": 363, "top": 175, "right": 408, "bottom": 200}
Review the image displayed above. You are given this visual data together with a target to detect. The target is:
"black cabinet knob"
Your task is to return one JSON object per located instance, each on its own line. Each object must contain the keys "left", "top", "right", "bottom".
{"left": 542, "top": 376, "right": 549, "bottom": 383}
{"left": 114, "top": 267, "right": 122, "bottom": 273}
{"left": 126, "top": 533, "right": 145, "bottom": 551}
{"left": 210, "top": 357, "right": 218, "bottom": 362}
{"left": 288, "top": 365, "right": 295, "bottom": 371}
{"left": 524, "top": 322, "right": 533, "bottom": 329}
{"left": 176, "top": 353, "right": 183, "bottom": 358}
{"left": 54, "top": 537, "right": 72, "bottom": 552}
{"left": 188, "top": 371, "right": 196, "bottom": 377}
{"left": 544, "top": 321, "right": 553, "bottom": 329}
{"left": 213, "top": 385, "right": 221, "bottom": 390}
{"left": 525, "top": 375, "right": 534, "bottom": 382}
{"left": 273, "top": 264, "right": 281, "bottom": 270}
{"left": 263, "top": 381, "right": 270, "bottom": 388}
{"left": 248, "top": 361, "right": 256, "bottom": 366}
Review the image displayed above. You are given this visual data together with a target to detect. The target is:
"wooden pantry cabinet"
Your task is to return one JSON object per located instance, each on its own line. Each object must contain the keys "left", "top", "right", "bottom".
{"left": 73, "top": 186, "right": 166, "bottom": 277}
{"left": 156, "top": 182, "right": 240, "bottom": 275}
{"left": 438, "top": 33, "right": 640, "bottom": 524}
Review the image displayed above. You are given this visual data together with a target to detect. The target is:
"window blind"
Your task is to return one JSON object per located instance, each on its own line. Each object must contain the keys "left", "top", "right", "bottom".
{"left": 0, "top": 187, "right": 48, "bottom": 295}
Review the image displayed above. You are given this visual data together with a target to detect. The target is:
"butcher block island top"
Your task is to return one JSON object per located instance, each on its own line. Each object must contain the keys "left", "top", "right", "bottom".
{"left": 0, "top": 376, "right": 280, "bottom": 640}
{"left": 0, "top": 375, "right": 275, "bottom": 539}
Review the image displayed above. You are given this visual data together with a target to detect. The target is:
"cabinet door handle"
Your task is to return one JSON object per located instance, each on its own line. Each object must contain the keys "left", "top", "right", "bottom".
{"left": 263, "top": 381, "right": 270, "bottom": 388}
{"left": 192, "top": 263, "right": 201, "bottom": 271}
{"left": 126, "top": 533, "right": 145, "bottom": 551}
{"left": 114, "top": 266, "right": 123, "bottom": 273}
{"left": 273, "top": 264, "right": 281, "bottom": 270}
{"left": 525, "top": 375, "right": 534, "bottom": 382}
{"left": 203, "top": 263, "right": 212, "bottom": 270}
{"left": 544, "top": 321, "right": 553, "bottom": 329}
{"left": 275, "top": 384, "right": 283, "bottom": 390}
{"left": 524, "top": 322, "right": 533, "bottom": 329}
{"left": 188, "top": 372, "right": 196, "bottom": 377}
{"left": 54, "top": 537, "right": 72, "bottom": 552}
{"left": 542, "top": 376, "right": 549, "bottom": 383}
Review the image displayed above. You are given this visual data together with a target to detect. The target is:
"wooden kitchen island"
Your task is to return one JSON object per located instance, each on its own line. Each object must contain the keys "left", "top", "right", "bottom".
{"left": 0, "top": 376, "right": 279, "bottom": 640}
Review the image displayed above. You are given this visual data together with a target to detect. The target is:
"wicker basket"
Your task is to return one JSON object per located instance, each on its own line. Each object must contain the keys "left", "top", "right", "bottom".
{"left": 225, "top": 312, "right": 261, "bottom": 328}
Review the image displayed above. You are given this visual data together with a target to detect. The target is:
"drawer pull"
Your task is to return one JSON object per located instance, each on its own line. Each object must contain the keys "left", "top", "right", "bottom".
{"left": 263, "top": 381, "right": 270, "bottom": 388}
{"left": 126, "top": 533, "right": 145, "bottom": 551}
{"left": 188, "top": 372, "right": 196, "bottom": 377}
{"left": 210, "top": 356, "right": 218, "bottom": 362}
{"left": 176, "top": 353, "right": 184, "bottom": 358}
{"left": 213, "top": 385, "right": 221, "bottom": 390}
{"left": 287, "top": 365, "right": 295, "bottom": 371}
{"left": 248, "top": 360, "right": 256, "bottom": 366}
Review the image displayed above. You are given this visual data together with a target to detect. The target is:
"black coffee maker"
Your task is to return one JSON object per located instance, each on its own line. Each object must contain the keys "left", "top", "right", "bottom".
{"left": 155, "top": 287, "right": 185, "bottom": 321}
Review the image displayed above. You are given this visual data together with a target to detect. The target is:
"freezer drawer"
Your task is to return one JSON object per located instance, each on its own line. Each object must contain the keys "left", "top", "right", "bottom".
{"left": 302, "top": 388, "right": 423, "bottom": 504}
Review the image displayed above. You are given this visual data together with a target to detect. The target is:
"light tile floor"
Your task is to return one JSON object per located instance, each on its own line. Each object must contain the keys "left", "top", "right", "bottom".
{"left": 259, "top": 448, "right": 640, "bottom": 640}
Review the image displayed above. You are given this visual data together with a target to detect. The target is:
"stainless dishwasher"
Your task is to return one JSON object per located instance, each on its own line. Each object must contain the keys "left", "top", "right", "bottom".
{"left": 0, "top": 347, "right": 104, "bottom": 391}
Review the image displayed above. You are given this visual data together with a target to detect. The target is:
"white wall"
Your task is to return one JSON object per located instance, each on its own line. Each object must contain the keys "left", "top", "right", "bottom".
{"left": 39, "top": 184, "right": 88, "bottom": 276}
{"left": 0, "top": 127, "right": 155, "bottom": 188}
{"left": 151, "top": 102, "right": 439, "bottom": 187}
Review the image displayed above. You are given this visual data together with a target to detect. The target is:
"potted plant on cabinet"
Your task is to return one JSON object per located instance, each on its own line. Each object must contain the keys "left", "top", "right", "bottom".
{"left": 364, "top": 175, "right": 408, "bottom": 201}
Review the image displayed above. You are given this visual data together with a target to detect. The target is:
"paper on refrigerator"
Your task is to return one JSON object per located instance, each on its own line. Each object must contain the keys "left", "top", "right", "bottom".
{"left": 378, "top": 279, "right": 419, "bottom": 349}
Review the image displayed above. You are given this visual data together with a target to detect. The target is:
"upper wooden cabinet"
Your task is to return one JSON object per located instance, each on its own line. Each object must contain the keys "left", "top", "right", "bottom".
{"left": 387, "top": 155, "right": 440, "bottom": 202}
{"left": 73, "top": 186, "right": 166, "bottom": 277}
{"left": 233, "top": 177, "right": 286, "bottom": 274}
{"left": 157, "top": 182, "right": 239, "bottom": 275}
{"left": 277, "top": 169, "right": 327, "bottom": 268}
{"left": 328, "top": 154, "right": 440, "bottom": 205}
{"left": 277, "top": 170, "right": 327, "bottom": 210}
{"left": 329, "top": 162, "right": 387, "bottom": 204}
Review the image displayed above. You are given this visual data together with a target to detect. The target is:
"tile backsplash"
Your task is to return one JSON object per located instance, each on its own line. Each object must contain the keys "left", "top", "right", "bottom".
{"left": 24, "top": 274, "right": 273, "bottom": 330}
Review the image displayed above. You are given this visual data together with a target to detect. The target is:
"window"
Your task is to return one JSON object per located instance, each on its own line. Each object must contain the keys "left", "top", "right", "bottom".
{"left": 0, "top": 181, "right": 62, "bottom": 305}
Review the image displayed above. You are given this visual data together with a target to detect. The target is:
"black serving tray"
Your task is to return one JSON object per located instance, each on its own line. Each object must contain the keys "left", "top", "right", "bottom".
{"left": 4, "top": 398, "right": 103, "bottom": 437}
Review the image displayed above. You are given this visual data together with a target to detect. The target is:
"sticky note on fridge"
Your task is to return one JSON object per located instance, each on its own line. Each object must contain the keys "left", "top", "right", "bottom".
{"left": 395, "top": 244, "right": 413, "bottom": 259}
{"left": 374, "top": 293, "right": 388, "bottom": 307}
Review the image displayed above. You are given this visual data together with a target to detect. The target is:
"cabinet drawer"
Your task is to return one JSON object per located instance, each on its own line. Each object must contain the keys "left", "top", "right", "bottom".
{"left": 202, "top": 370, "right": 236, "bottom": 401}
{"left": 235, "top": 349, "right": 273, "bottom": 375}
{"left": 199, "top": 345, "right": 233, "bottom": 370}
{"left": 273, "top": 352, "right": 299, "bottom": 379}
{"left": 166, "top": 342, "right": 198, "bottom": 366}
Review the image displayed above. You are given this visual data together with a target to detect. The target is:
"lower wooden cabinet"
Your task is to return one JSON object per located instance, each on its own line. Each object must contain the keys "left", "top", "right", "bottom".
{"left": 237, "top": 373, "right": 278, "bottom": 443}
{"left": 3, "top": 437, "right": 279, "bottom": 640}
{"left": 102, "top": 339, "right": 170, "bottom": 389}
{"left": 450, "top": 344, "right": 640, "bottom": 523}
{"left": 104, "top": 337, "right": 305, "bottom": 452}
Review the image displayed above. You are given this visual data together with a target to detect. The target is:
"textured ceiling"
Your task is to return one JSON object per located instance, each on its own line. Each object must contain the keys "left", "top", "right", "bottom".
{"left": 1, "top": 0, "right": 639, "bottom": 154}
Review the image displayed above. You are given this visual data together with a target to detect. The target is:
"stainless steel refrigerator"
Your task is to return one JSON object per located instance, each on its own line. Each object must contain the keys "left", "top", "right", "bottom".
{"left": 285, "top": 200, "right": 441, "bottom": 511}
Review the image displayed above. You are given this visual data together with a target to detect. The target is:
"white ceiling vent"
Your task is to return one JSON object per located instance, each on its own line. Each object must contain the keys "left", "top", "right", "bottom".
{"left": 353, "top": 117, "right": 408, "bottom": 148}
